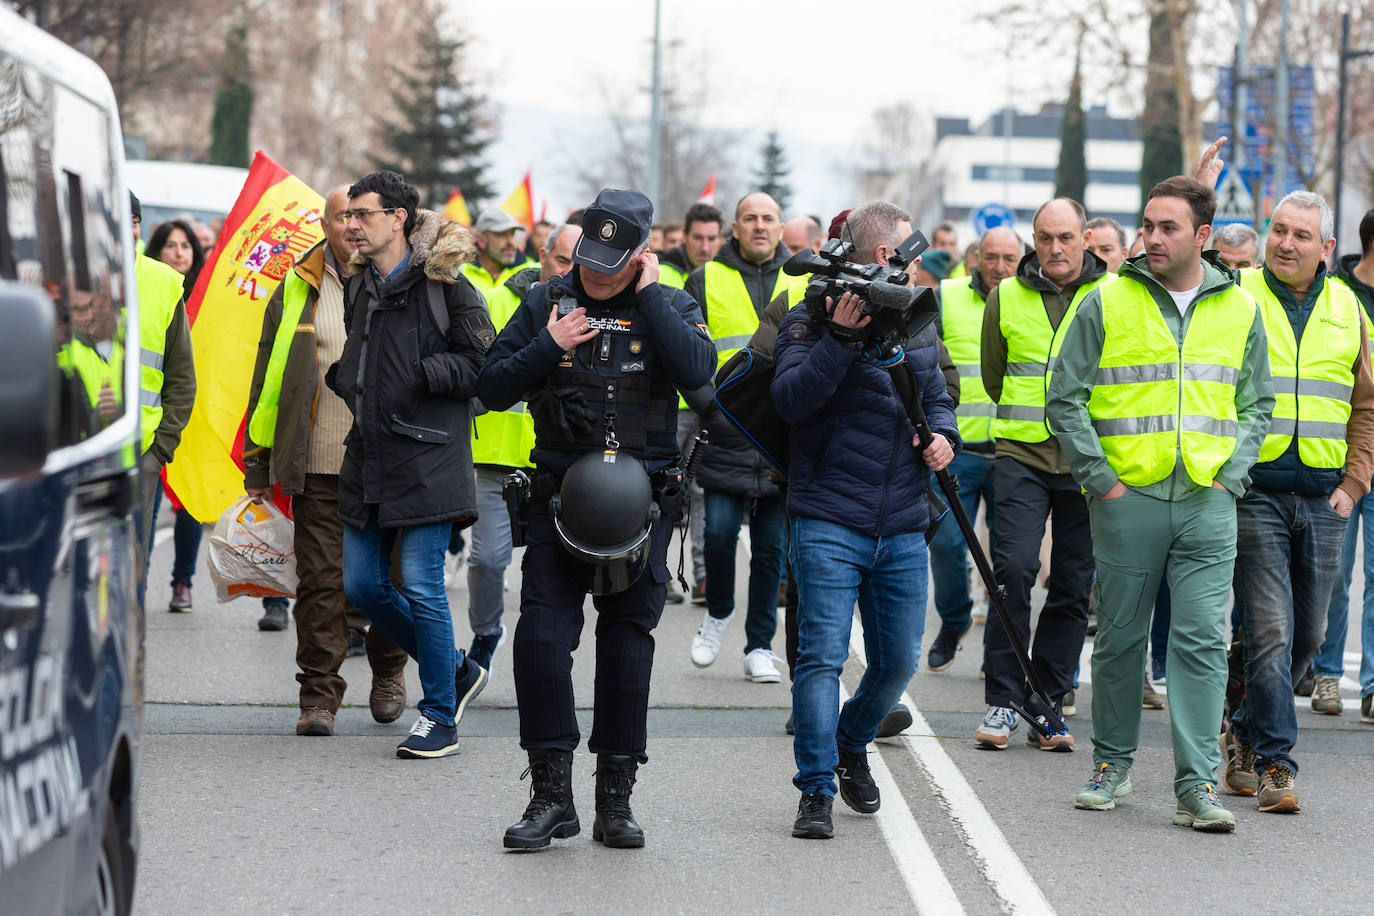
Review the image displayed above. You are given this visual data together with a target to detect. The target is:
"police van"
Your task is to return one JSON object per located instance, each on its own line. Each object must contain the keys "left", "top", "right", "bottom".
{"left": 0, "top": 9, "right": 144, "bottom": 915}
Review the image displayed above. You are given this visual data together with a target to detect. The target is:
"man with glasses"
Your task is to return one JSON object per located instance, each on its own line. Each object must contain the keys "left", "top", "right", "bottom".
{"left": 326, "top": 170, "right": 496, "bottom": 759}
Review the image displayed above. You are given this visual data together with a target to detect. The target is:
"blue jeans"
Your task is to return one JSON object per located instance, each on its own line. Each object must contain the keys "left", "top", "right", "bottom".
{"left": 704, "top": 490, "right": 786, "bottom": 654}
{"left": 342, "top": 513, "right": 458, "bottom": 725}
{"left": 789, "top": 517, "right": 928, "bottom": 797}
{"left": 927, "top": 451, "right": 994, "bottom": 631}
{"left": 466, "top": 468, "right": 513, "bottom": 638}
{"left": 1232, "top": 489, "right": 1348, "bottom": 774}
{"left": 1315, "top": 492, "right": 1374, "bottom": 695}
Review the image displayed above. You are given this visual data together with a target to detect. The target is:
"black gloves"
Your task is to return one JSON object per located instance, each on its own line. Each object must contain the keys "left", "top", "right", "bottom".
{"left": 528, "top": 385, "right": 598, "bottom": 440}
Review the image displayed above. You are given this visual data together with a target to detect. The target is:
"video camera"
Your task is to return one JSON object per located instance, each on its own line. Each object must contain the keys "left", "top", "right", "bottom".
{"left": 782, "top": 229, "right": 940, "bottom": 350}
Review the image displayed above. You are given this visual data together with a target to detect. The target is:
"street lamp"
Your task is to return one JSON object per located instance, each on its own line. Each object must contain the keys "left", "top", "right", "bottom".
{"left": 1335, "top": 11, "right": 1374, "bottom": 247}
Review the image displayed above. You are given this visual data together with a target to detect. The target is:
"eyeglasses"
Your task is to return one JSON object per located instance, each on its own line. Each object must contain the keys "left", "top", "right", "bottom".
{"left": 341, "top": 207, "right": 398, "bottom": 223}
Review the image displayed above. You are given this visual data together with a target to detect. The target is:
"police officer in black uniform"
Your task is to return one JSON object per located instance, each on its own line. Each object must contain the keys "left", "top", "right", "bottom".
{"left": 477, "top": 189, "right": 714, "bottom": 851}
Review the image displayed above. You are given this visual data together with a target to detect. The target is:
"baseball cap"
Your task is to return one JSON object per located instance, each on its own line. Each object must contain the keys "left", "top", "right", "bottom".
{"left": 475, "top": 208, "right": 522, "bottom": 234}
{"left": 572, "top": 189, "right": 653, "bottom": 273}
{"left": 919, "top": 248, "right": 952, "bottom": 280}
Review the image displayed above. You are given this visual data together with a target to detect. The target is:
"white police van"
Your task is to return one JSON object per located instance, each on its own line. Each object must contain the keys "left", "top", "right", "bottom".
{"left": 0, "top": 9, "right": 144, "bottom": 914}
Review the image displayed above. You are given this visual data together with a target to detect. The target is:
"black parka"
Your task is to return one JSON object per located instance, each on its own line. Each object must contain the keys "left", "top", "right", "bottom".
{"left": 327, "top": 210, "right": 495, "bottom": 529}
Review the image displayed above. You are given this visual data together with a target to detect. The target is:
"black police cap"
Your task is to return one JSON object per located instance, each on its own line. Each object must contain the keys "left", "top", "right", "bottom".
{"left": 572, "top": 188, "right": 653, "bottom": 273}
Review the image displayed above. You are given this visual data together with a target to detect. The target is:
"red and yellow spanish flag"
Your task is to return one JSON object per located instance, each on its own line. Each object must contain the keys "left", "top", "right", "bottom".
{"left": 696, "top": 175, "right": 717, "bottom": 206}
{"left": 444, "top": 187, "right": 473, "bottom": 226}
{"left": 500, "top": 171, "right": 534, "bottom": 230}
{"left": 167, "top": 151, "right": 324, "bottom": 521}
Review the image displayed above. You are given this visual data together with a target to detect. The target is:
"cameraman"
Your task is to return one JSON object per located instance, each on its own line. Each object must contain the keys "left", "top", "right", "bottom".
{"left": 772, "top": 201, "right": 959, "bottom": 839}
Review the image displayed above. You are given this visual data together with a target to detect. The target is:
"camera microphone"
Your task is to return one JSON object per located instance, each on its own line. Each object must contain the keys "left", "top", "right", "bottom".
{"left": 865, "top": 280, "right": 918, "bottom": 312}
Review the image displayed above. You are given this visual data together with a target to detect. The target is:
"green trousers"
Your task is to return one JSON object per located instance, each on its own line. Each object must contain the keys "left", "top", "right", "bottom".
{"left": 1087, "top": 485, "right": 1234, "bottom": 795}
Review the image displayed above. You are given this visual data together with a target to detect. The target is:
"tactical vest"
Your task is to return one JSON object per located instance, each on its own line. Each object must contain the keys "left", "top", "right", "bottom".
{"left": 472, "top": 276, "right": 537, "bottom": 468}
{"left": 993, "top": 274, "right": 1104, "bottom": 443}
{"left": 537, "top": 282, "right": 678, "bottom": 461}
{"left": 939, "top": 277, "right": 994, "bottom": 444}
{"left": 134, "top": 253, "right": 184, "bottom": 454}
{"left": 1088, "top": 276, "right": 1256, "bottom": 487}
{"left": 1241, "top": 269, "right": 1363, "bottom": 467}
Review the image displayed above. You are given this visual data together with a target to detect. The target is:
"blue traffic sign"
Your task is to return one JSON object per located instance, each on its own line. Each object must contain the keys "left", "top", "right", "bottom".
{"left": 973, "top": 203, "right": 1015, "bottom": 235}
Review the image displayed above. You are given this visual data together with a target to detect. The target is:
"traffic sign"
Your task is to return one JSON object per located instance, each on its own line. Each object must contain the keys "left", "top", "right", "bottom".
{"left": 973, "top": 203, "right": 1015, "bottom": 235}
{"left": 1214, "top": 168, "right": 1255, "bottom": 226}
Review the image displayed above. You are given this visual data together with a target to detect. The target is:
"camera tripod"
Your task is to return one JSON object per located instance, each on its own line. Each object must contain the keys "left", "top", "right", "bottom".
{"left": 880, "top": 340, "right": 1069, "bottom": 741}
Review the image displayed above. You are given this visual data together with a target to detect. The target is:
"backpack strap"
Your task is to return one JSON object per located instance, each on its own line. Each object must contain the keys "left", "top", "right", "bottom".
{"left": 425, "top": 278, "right": 450, "bottom": 337}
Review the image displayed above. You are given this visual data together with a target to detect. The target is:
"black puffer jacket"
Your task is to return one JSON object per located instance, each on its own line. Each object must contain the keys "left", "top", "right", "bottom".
{"left": 327, "top": 210, "right": 495, "bottom": 529}
{"left": 685, "top": 238, "right": 793, "bottom": 498}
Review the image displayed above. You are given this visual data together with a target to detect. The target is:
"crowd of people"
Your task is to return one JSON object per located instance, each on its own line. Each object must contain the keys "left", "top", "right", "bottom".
{"left": 125, "top": 138, "right": 1374, "bottom": 848}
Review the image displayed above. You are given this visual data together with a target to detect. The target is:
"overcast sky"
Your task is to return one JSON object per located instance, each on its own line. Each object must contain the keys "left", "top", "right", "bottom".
{"left": 445, "top": 0, "right": 1181, "bottom": 218}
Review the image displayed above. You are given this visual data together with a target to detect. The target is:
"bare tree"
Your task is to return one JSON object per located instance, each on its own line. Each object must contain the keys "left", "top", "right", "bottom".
{"left": 561, "top": 43, "right": 741, "bottom": 223}
{"left": 858, "top": 102, "right": 945, "bottom": 230}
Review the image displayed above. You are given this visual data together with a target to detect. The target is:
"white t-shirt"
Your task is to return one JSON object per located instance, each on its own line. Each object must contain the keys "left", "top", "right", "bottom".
{"left": 1167, "top": 284, "right": 1201, "bottom": 319}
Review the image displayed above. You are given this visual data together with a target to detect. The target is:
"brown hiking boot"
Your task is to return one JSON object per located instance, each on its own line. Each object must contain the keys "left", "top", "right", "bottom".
{"left": 1219, "top": 726, "right": 1258, "bottom": 796}
{"left": 1257, "top": 764, "right": 1300, "bottom": 813}
{"left": 296, "top": 707, "right": 334, "bottom": 736}
{"left": 370, "top": 671, "right": 406, "bottom": 724}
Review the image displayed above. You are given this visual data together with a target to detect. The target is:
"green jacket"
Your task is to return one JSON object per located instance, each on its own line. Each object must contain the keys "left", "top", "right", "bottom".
{"left": 1047, "top": 251, "right": 1273, "bottom": 499}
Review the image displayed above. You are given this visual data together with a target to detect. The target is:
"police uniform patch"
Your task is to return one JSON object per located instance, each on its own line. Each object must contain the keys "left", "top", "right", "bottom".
{"left": 629, "top": 339, "right": 643, "bottom": 355}
{"left": 788, "top": 323, "right": 807, "bottom": 340}
{"left": 600, "top": 220, "right": 616, "bottom": 240}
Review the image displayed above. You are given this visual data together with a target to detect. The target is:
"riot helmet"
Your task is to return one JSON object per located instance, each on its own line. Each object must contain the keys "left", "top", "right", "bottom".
{"left": 551, "top": 449, "right": 660, "bottom": 595}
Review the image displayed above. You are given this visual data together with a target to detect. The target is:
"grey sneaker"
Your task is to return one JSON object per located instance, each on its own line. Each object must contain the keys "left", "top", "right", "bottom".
{"left": 1172, "top": 783, "right": 1235, "bottom": 832}
{"left": 974, "top": 706, "right": 1018, "bottom": 750}
{"left": 1257, "top": 764, "right": 1300, "bottom": 813}
{"left": 1074, "top": 762, "right": 1132, "bottom": 810}
{"left": 1310, "top": 675, "right": 1342, "bottom": 715}
{"left": 1219, "top": 725, "right": 1258, "bottom": 797}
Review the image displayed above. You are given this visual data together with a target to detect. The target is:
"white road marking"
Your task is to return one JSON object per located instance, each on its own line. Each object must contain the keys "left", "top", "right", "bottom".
{"left": 851, "top": 618, "right": 1056, "bottom": 916}
{"left": 837, "top": 681, "right": 965, "bottom": 916}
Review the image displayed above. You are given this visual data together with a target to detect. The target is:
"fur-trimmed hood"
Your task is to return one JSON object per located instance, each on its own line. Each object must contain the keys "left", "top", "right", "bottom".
{"left": 349, "top": 208, "right": 476, "bottom": 284}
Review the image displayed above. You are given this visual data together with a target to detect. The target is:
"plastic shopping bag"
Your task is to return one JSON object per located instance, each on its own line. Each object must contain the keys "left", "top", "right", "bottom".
{"left": 206, "top": 496, "right": 298, "bottom": 602}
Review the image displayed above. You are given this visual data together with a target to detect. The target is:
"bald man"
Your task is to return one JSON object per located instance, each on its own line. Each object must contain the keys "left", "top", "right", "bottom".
{"left": 926, "top": 226, "right": 1023, "bottom": 673}
{"left": 782, "top": 216, "right": 824, "bottom": 255}
{"left": 684, "top": 192, "right": 804, "bottom": 681}
{"left": 976, "top": 198, "right": 1110, "bottom": 752}
{"left": 244, "top": 185, "right": 408, "bottom": 737}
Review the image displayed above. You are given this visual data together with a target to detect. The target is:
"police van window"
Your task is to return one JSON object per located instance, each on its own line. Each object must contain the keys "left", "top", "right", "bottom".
{"left": 0, "top": 55, "right": 128, "bottom": 449}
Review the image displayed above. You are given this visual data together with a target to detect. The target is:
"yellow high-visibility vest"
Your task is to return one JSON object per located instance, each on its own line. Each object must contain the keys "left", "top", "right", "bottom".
{"left": 939, "top": 277, "right": 993, "bottom": 444}
{"left": 247, "top": 269, "right": 311, "bottom": 449}
{"left": 134, "top": 252, "right": 184, "bottom": 454}
{"left": 471, "top": 271, "right": 537, "bottom": 468}
{"left": 1088, "top": 275, "right": 1256, "bottom": 486}
{"left": 1241, "top": 269, "right": 1362, "bottom": 467}
{"left": 992, "top": 274, "right": 1104, "bottom": 442}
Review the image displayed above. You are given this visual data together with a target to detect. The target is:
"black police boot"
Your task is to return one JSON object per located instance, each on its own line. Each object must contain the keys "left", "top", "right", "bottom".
{"left": 503, "top": 749, "right": 579, "bottom": 851}
{"left": 592, "top": 754, "right": 644, "bottom": 849}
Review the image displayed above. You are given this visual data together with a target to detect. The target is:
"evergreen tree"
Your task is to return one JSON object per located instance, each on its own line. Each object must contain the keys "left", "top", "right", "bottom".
{"left": 1139, "top": 3, "right": 1183, "bottom": 204}
{"left": 371, "top": 25, "right": 493, "bottom": 211}
{"left": 1054, "top": 45, "right": 1087, "bottom": 206}
{"left": 753, "top": 132, "right": 792, "bottom": 213}
{"left": 208, "top": 24, "right": 253, "bottom": 169}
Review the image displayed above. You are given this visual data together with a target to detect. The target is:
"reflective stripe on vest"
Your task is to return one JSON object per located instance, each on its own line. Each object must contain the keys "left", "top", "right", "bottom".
{"left": 939, "top": 277, "right": 993, "bottom": 443}
{"left": 1087, "top": 275, "right": 1255, "bottom": 487}
{"left": 1241, "top": 269, "right": 1362, "bottom": 467}
{"left": 992, "top": 274, "right": 1103, "bottom": 442}
{"left": 247, "top": 269, "right": 312, "bottom": 449}
{"left": 471, "top": 270, "right": 537, "bottom": 468}
{"left": 135, "top": 253, "right": 183, "bottom": 453}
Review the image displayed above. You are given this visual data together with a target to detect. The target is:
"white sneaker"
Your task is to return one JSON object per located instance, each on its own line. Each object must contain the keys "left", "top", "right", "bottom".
{"left": 972, "top": 596, "right": 989, "bottom": 625}
{"left": 744, "top": 648, "right": 783, "bottom": 683}
{"left": 690, "top": 613, "right": 732, "bottom": 667}
{"left": 443, "top": 551, "right": 463, "bottom": 589}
